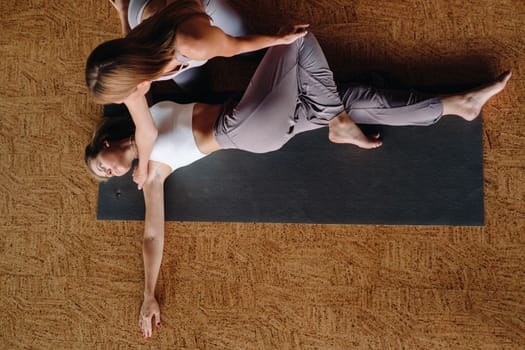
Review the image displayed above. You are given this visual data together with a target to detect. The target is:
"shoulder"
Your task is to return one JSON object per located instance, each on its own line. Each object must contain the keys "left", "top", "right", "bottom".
{"left": 145, "top": 160, "right": 173, "bottom": 187}
{"left": 175, "top": 15, "right": 216, "bottom": 55}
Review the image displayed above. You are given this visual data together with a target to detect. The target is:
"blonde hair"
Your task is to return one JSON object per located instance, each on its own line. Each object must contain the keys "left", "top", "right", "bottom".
{"left": 86, "top": 0, "right": 209, "bottom": 104}
{"left": 84, "top": 116, "right": 136, "bottom": 181}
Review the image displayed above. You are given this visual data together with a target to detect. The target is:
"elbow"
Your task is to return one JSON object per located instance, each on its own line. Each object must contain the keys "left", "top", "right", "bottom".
{"left": 144, "top": 233, "right": 154, "bottom": 242}
{"left": 143, "top": 228, "right": 163, "bottom": 242}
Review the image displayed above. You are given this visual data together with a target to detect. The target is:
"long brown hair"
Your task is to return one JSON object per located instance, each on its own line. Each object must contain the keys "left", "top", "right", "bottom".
{"left": 84, "top": 116, "right": 136, "bottom": 180}
{"left": 86, "top": 0, "right": 209, "bottom": 104}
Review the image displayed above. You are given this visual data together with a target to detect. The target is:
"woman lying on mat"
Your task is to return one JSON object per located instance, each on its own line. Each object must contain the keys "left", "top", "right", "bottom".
{"left": 85, "top": 31, "right": 510, "bottom": 338}
{"left": 88, "top": 0, "right": 308, "bottom": 190}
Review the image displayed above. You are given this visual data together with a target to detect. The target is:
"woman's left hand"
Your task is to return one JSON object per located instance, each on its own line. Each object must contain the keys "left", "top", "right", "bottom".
{"left": 132, "top": 164, "right": 148, "bottom": 190}
{"left": 139, "top": 295, "right": 161, "bottom": 339}
{"left": 277, "top": 24, "right": 310, "bottom": 45}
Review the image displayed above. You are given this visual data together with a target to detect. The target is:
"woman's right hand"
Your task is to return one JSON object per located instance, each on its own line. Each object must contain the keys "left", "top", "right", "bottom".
{"left": 139, "top": 295, "right": 161, "bottom": 339}
{"left": 277, "top": 24, "right": 310, "bottom": 45}
{"left": 122, "top": 81, "right": 152, "bottom": 106}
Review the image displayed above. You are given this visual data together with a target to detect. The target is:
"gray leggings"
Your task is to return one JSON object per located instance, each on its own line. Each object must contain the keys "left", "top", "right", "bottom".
{"left": 214, "top": 33, "right": 443, "bottom": 153}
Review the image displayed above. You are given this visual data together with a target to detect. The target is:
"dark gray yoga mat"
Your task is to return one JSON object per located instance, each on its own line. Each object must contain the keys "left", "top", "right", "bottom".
{"left": 97, "top": 116, "right": 484, "bottom": 225}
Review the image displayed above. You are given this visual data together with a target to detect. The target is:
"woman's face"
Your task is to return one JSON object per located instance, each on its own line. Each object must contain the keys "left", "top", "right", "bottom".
{"left": 90, "top": 142, "right": 133, "bottom": 178}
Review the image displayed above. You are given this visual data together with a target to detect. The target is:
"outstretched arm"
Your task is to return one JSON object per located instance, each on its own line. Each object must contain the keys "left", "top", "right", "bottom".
{"left": 123, "top": 83, "right": 158, "bottom": 190}
{"left": 176, "top": 17, "right": 310, "bottom": 59}
{"left": 139, "top": 161, "right": 172, "bottom": 339}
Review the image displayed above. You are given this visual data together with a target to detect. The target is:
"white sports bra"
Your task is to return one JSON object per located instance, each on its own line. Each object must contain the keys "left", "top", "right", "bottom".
{"left": 149, "top": 101, "right": 206, "bottom": 172}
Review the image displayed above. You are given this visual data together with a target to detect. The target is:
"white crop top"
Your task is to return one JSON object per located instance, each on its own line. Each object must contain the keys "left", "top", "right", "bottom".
{"left": 149, "top": 101, "right": 206, "bottom": 172}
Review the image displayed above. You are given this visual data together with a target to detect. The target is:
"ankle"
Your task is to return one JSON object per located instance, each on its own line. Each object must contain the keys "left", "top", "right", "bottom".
{"left": 329, "top": 111, "right": 352, "bottom": 129}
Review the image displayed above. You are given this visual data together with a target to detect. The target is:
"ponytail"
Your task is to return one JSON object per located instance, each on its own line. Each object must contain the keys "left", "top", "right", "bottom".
{"left": 86, "top": 0, "right": 209, "bottom": 104}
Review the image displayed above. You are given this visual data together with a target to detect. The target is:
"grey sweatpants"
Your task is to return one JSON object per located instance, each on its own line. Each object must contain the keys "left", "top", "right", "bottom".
{"left": 214, "top": 32, "right": 443, "bottom": 153}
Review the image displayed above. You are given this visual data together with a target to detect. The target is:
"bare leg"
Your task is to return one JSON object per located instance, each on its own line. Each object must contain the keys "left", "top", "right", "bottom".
{"left": 442, "top": 71, "right": 512, "bottom": 121}
{"left": 328, "top": 112, "right": 383, "bottom": 149}
{"left": 108, "top": 0, "right": 131, "bottom": 35}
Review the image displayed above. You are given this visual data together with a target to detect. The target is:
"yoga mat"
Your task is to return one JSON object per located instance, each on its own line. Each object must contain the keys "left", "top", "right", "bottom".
{"left": 97, "top": 115, "right": 484, "bottom": 225}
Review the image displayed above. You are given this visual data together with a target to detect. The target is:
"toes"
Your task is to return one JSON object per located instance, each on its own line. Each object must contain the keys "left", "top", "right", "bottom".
{"left": 359, "top": 139, "right": 382, "bottom": 149}
{"left": 365, "top": 134, "right": 382, "bottom": 148}
{"left": 499, "top": 71, "right": 512, "bottom": 83}
{"left": 501, "top": 71, "right": 512, "bottom": 87}
{"left": 370, "top": 140, "right": 382, "bottom": 148}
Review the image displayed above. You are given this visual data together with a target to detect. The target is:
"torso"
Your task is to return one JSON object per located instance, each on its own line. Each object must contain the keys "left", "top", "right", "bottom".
{"left": 192, "top": 103, "right": 223, "bottom": 154}
{"left": 148, "top": 101, "right": 222, "bottom": 172}
{"left": 128, "top": 0, "right": 209, "bottom": 81}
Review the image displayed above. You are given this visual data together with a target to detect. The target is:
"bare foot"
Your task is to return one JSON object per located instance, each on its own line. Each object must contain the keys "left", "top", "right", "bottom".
{"left": 328, "top": 112, "right": 383, "bottom": 149}
{"left": 108, "top": 0, "right": 130, "bottom": 13}
{"left": 442, "top": 71, "right": 512, "bottom": 121}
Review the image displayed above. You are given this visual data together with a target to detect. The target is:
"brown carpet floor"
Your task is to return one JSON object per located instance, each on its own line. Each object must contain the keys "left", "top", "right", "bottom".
{"left": 1, "top": 0, "right": 524, "bottom": 348}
